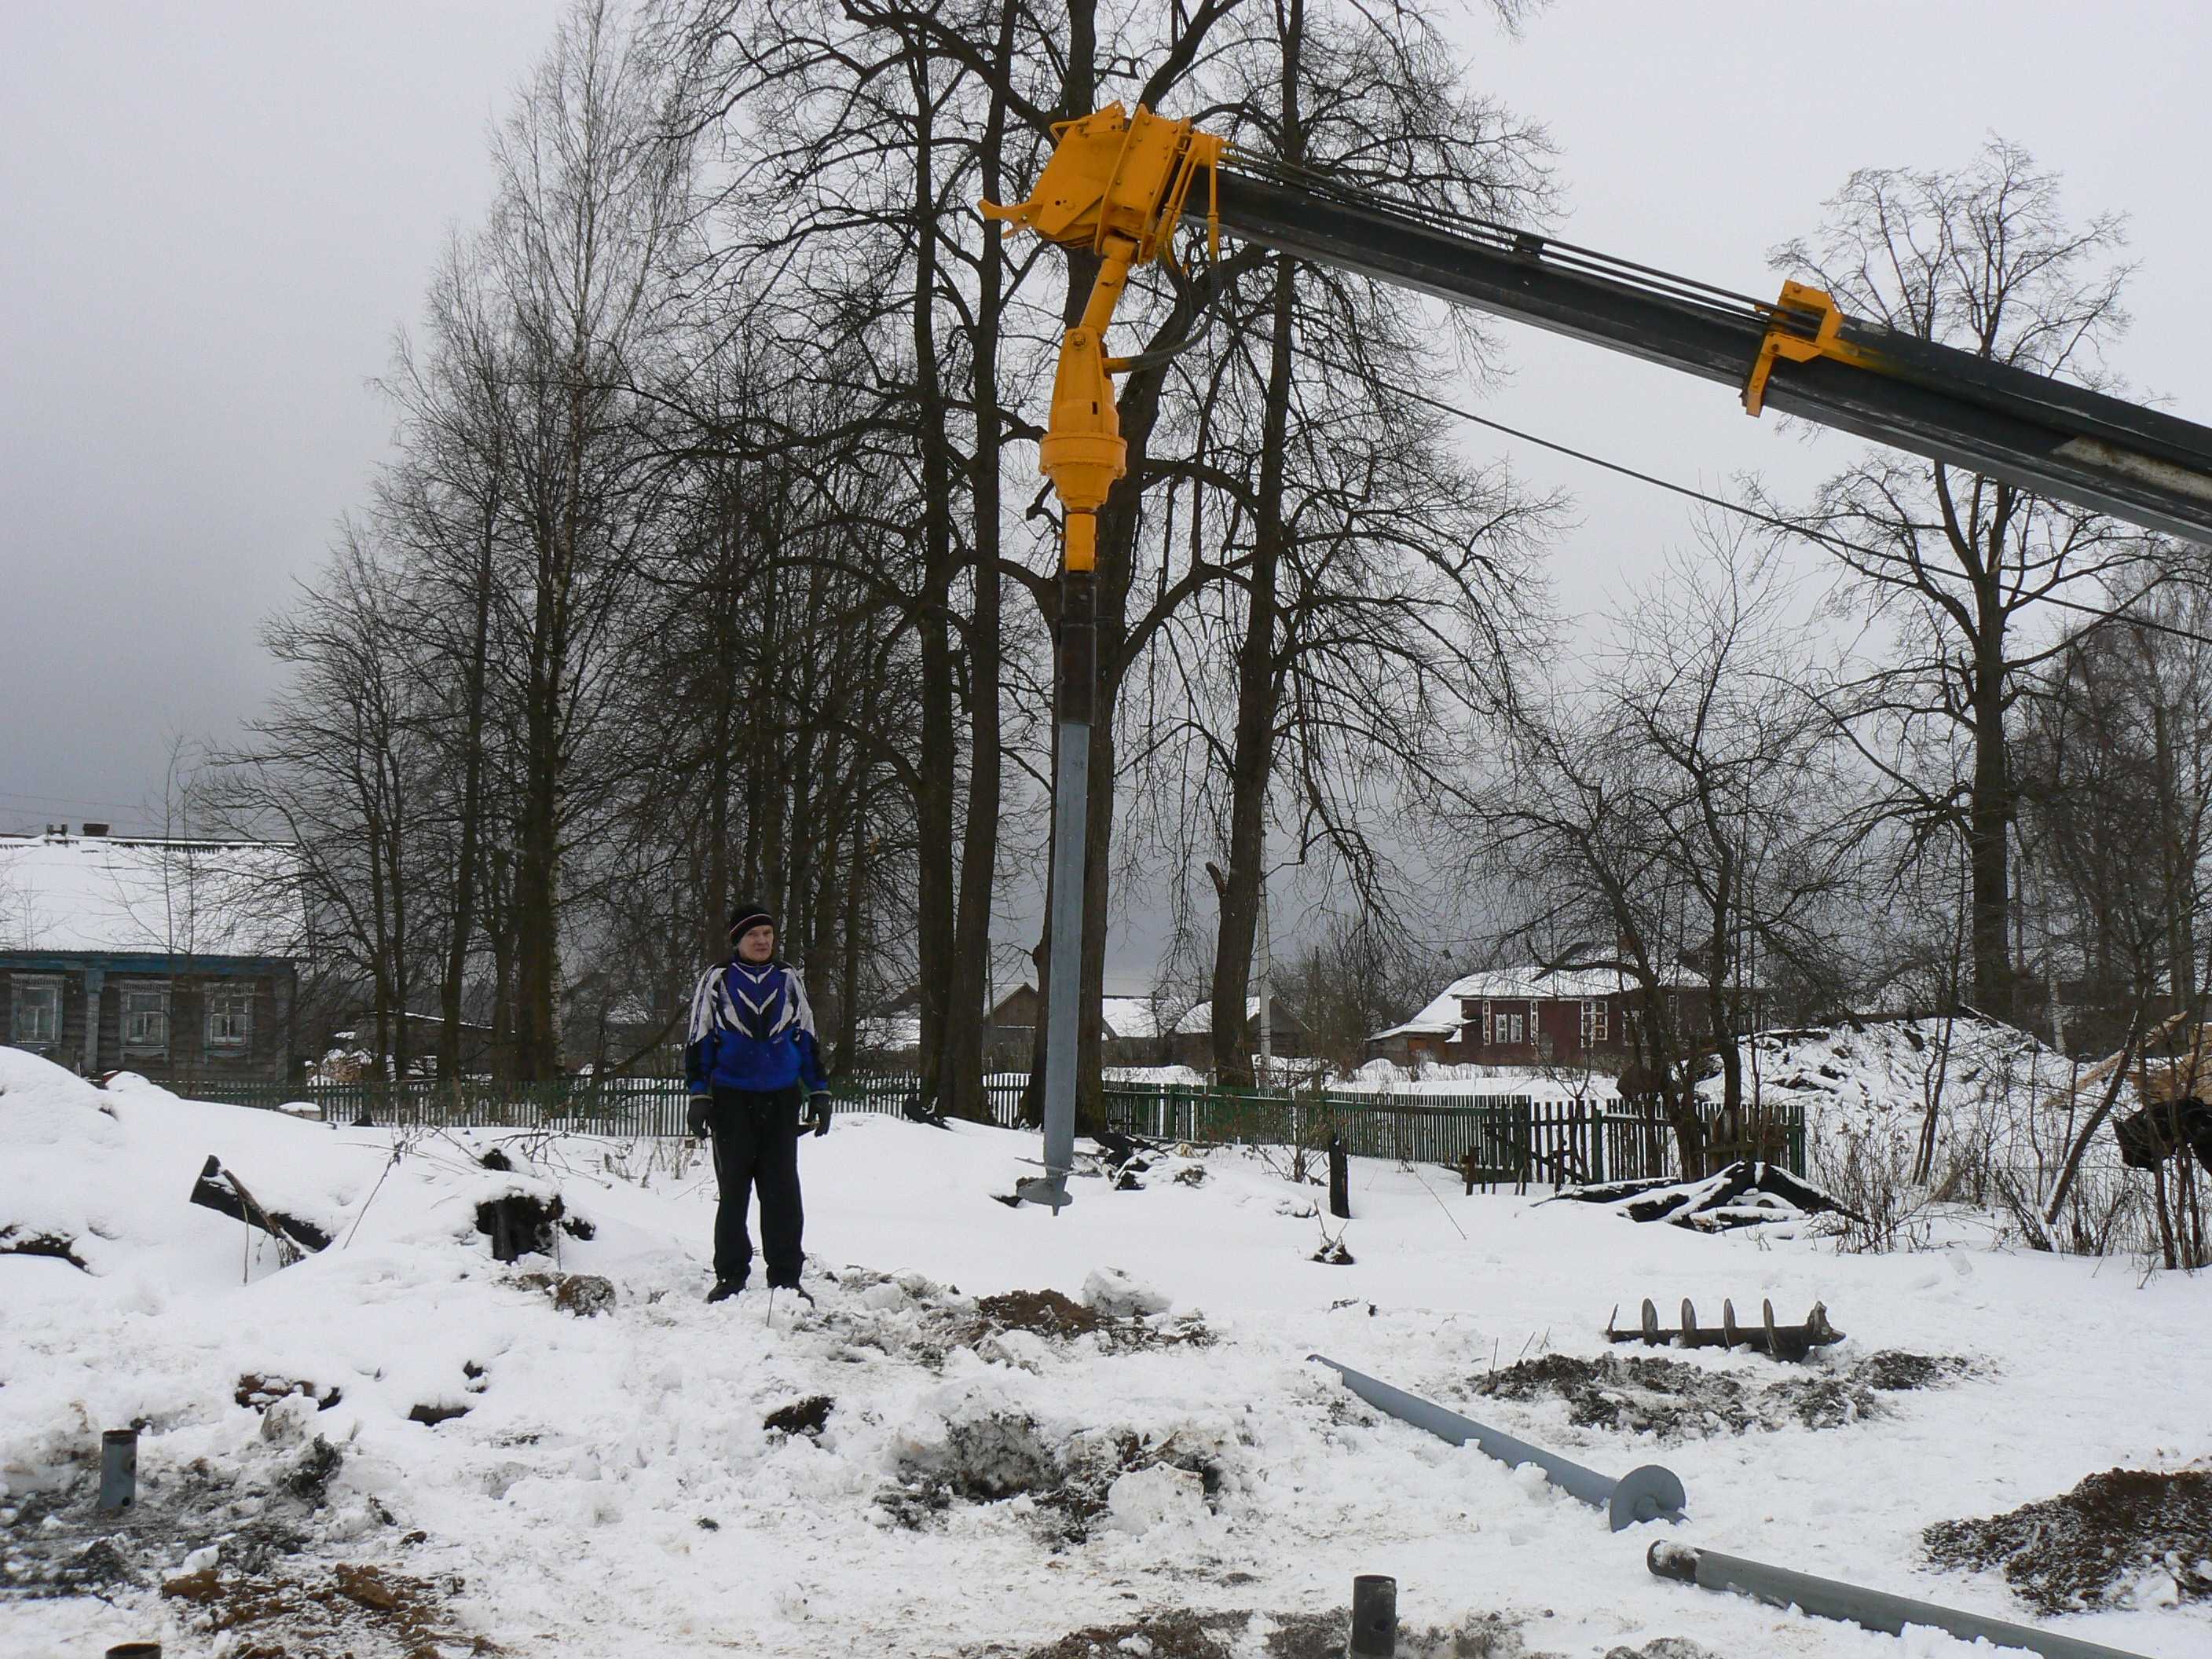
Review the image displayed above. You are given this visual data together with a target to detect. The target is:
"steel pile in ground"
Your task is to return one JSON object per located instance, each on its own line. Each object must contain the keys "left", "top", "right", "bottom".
{"left": 1309, "top": 1354, "right": 1686, "bottom": 1532}
{"left": 1647, "top": 1542, "right": 2154, "bottom": 1659}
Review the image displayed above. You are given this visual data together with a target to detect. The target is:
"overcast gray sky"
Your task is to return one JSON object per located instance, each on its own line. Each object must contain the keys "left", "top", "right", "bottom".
{"left": 1, "top": 1, "right": 566, "bottom": 834}
{"left": 5, "top": 2, "right": 2208, "bottom": 892}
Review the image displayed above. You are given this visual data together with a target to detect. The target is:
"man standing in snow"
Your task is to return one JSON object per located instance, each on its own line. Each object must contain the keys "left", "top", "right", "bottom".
{"left": 685, "top": 904, "right": 832, "bottom": 1303}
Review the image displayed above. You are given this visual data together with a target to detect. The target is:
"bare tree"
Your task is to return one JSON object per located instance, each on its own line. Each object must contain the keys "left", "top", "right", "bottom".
{"left": 1469, "top": 534, "right": 1853, "bottom": 1173}
{"left": 1763, "top": 138, "right": 2153, "bottom": 1022}
{"left": 487, "top": 1, "right": 691, "bottom": 1078}
{"left": 2016, "top": 583, "right": 2212, "bottom": 1053}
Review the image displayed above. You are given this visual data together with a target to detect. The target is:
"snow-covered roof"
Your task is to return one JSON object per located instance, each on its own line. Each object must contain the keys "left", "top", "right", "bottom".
{"left": 1100, "top": 995, "right": 1183, "bottom": 1039}
{"left": 1172, "top": 994, "right": 1268, "bottom": 1036}
{"left": 0, "top": 833, "right": 305, "bottom": 958}
{"left": 1370, "top": 961, "right": 1712, "bottom": 1042}
{"left": 1372, "top": 985, "right": 1470, "bottom": 1042}
{"left": 1445, "top": 962, "right": 1708, "bottom": 1000}
{"left": 852, "top": 1014, "right": 923, "bottom": 1052}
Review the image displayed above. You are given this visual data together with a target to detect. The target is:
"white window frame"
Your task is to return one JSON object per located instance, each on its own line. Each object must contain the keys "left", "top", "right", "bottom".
{"left": 1507, "top": 1012, "right": 1525, "bottom": 1044}
{"left": 11, "top": 975, "right": 63, "bottom": 1049}
{"left": 206, "top": 987, "right": 253, "bottom": 1049}
{"left": 1580, "top": 998, "right": 1610, "bottom": 1048}
{"left": 121, "top": 982, "right": 170, "bottom": 1055}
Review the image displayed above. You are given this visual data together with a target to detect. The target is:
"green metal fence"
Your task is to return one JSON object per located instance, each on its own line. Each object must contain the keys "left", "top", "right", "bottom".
{"left": 1097, "top": 1086, "right": 1804, "bottom": 1185}
{"left": 192, "top": 1074, "right": 1800, "bottom": 1185}
{"left": 191, "top": 1074, "right": 1027, "bottom": 1137}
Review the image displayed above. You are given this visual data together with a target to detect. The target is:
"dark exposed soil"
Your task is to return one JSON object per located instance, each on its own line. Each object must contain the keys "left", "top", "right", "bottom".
{"left": 1925, "top": 1467, "right": 2212, "bottom": 1613}
{"left": 974, "top": 1288, "right": 1108, "bottom": 1339}
{"left": 1473, "top": 1350, "right": 1974, "bottom": 1440}
{"left": 286, "top": 1436, "right": 345, "bottom": 1504}
{"left": 880, "top": 1413, "right": 1231, "bottom": 1544}
{"left": 513, "top": 1269, "right": 614, "bottom": 1316}
{"left": 0, "top": 1434, "right": 469, "bottom": 1654}
{"left": 474, "top": 1192, "right": 562, "bottom": 1261}
{"left": 950, "top": 1287, "right": 1214, "bottom": 1353}
{"left": 1, "top": 1437, "right": 343, "bottom": 1601}
{"left": 1020, "top": 1609, "right": 1248, "bottom": 1657}
{"left": 236, "top": 1373, "right": 343, "bottom": 1412}
{"left": 995, "top": 1607, "right": 1572, "bottom": 1658}
{"left": 764, "top": 1394, "right": 833, "bottom": 1437}
{"left": 408, "top": 1402, "right": 472, "bottom": 1426}
{"left": 163, "top": 1558, "right": 492, "bottom": 1657}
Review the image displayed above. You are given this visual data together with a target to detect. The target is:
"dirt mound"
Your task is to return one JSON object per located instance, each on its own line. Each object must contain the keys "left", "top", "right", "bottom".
{"left": 1, "top": 1437, "right": 350, "bottom": 1601}
{"left": 1473, "top": 1350, "right": 1973, "bottom": 1440}
{"left": 764, "top": 1394, "right": 833, "bottom": 1437}
{"left": 236, "top": 1373, "right": 343, "bottom": 1412}
{"left": 1020, "top": 1609, "right": 1248, "bottom": 1657}
{"left": 1005, "top": 1608, "right": 1555, "bottom": 1658}
{"left": 976, "top": 1288, "right": 1107, "bottom": 1339}
{"left": 950, "top": 1287, "right": 1213, "bottom": 1353}
{"left": 881, "top": 1415, "right": 1233, "bottom": 1543}
{"left": 514, "top": 1269, "right": 614, "bottom": 1316}
{"left": 1925, "top": 1467, "right": 2212, "bottom": 1613}
{"left": 163, "top": 1558, "right": 482, "bottom": 1657}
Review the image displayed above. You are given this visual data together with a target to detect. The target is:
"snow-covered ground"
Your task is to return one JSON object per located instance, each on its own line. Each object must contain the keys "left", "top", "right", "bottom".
{"left": 3, "top": 1046, "right": 2205, "bottom": 1658}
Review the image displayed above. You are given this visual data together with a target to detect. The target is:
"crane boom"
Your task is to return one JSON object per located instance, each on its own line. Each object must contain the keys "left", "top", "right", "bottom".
{"left": 986, "top": 104, "right": 2212, "bottom": 548}
{"left": 1201, "top": 166, "right": 2212, "bottom": 546}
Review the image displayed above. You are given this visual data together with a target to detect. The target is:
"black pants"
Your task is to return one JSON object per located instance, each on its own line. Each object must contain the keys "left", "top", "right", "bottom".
{"left": 709, "top": 1084, "right": 805, "bottom": 1287}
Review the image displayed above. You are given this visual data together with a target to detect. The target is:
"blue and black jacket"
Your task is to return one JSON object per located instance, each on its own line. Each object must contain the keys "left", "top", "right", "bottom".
{"left": 685, "top": 958, "right": 830, "bottom": 1097}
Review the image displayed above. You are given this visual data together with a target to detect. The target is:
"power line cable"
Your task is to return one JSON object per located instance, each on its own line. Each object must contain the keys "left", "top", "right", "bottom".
{"left": 0, "top": 789, "right": 149, "bottom": 813}
{"left": 1320, "top": 357, "right": 2212, "bottom": 652}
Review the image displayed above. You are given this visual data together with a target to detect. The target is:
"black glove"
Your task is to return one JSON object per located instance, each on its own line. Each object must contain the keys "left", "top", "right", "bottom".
{"left": 807, "top": 1092, "right": 831, "bottom": 1137}
{"left": 687, "top": 1097, "right": 712, "bottom": 1138}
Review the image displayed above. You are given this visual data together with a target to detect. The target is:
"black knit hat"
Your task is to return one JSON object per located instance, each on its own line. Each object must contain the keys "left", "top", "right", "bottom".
{"left": 727, "top": 903, "right": 775, "bottom": 942}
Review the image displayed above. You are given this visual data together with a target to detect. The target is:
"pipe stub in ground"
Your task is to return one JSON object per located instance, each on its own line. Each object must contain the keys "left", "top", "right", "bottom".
{"left": 97, "top": 1427, "right": 138, "bottom": 1512}
{"left": 106, "top": 1646, "right": 163, "bottom": 1658}
{"left": 1349, "top": 1575, "right": 1397, "bottom": 1657}
{"left": 1610, "top": 1463, "right": 1689, "bottom": 1530}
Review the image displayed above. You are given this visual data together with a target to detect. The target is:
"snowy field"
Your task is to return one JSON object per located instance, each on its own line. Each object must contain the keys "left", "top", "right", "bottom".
{"left": 3, "top": 1046, "right": 2207, "bottom": 1658}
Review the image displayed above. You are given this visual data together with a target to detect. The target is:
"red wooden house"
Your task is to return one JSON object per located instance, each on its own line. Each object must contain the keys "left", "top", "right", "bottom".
{"left": 1369, "top": 961, "right": 1724, "bottom": 1068}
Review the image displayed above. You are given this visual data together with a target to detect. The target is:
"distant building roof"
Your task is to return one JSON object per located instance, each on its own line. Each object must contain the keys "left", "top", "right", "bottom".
{"left": 852, "top": 1014, "right": 922, "bottom": 1051}
{"left": 1371, "top": 961, "right": 1713, "bottom": 1042}
{"left": 1099, "top": 995, "right": 1180, "bottom": 1039}
{"left": 0, "top": 831, "right": 305, "bottom": 958}
{"left": 1172, "top": 994, "right": 1303, "bottom": 1036}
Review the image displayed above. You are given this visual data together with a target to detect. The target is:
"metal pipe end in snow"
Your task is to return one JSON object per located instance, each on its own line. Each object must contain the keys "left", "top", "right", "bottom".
{"left": 1608, "top": 1463, "right": 1690, "bottom": 1532}
{"left": 1309, "top": 1354, "right": 1686, "bottom": 1533}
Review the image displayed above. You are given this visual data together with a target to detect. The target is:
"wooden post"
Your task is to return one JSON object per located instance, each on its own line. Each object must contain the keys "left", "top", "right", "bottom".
{"left": 1328, "top": 1133, "right": 1350, "bottom": 1220}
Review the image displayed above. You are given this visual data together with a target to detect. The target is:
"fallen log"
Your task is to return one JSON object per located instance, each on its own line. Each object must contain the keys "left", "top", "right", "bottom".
{"left": 189, "top": 1155, "right": 332, "bottom": 1254}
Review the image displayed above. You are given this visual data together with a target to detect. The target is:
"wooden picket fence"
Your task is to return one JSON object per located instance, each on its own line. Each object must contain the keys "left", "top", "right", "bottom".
{"left": 191, "top": 1074, "right": 1801, "bottom": 1186}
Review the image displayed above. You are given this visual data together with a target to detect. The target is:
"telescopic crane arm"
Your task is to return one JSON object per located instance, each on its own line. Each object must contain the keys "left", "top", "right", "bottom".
{"left": 988, "top": 104, "right": 2212, "bottom": 548}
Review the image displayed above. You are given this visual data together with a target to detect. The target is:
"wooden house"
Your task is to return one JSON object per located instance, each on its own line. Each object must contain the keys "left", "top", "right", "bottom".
{"left": 0, "top": 826, "right": 306, "bottom": 1087}
{"left": 1369, "top": 961, "right": 1721, "bottom": 1068}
